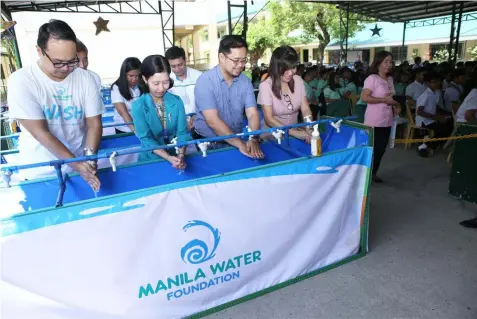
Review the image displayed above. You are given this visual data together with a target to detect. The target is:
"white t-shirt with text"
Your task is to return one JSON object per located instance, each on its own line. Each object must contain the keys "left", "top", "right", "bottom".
{"left": 7, "top": 62, "right": 104, "bottom": 180}
{"left": 111, "top": 84, "right": 141, "bottom": 132}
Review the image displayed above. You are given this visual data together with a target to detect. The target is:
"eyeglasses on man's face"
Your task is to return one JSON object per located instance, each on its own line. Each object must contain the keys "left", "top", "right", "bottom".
{"left": 225, "top": 55, "right": 248, "bottom": 66}
{"left": 42, "top": 49, "right": 79, "bottom": 69}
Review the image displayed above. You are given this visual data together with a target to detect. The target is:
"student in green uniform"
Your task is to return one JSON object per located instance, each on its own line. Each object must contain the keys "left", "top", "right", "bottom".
{"left": 323, "top": 71, "right": 343, "bottom": 103}
{"left": 302, "top": 70, "right": 314, "bottom": 103}
{"left": 339, "top": 67, "right": 358, "bottom": 97}
{"left": 317, "top": 69, "right": 329, "bottom": 92}
{"left": 394, "top": 72, "right": 409, "bottom": 96}
{"left": 308, "top": 67, "right": 319, "bottom": 91}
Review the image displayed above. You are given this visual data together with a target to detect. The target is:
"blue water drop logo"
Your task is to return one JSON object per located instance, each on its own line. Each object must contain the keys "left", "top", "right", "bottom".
{"left": 180, "top": 220, "right": 221, "bottom": 264}
{"left": 56, "top": 86, "right": 67, "bottom": 96}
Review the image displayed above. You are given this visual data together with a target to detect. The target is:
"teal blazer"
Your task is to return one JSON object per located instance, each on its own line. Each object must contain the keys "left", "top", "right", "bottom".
{"left": 131, "top": 92, "right": 191, "bottom": 162}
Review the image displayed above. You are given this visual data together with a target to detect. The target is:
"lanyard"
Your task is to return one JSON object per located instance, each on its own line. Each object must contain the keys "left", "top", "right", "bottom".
{"left": 155, "top": 101, "right": 170, "bottom": 140}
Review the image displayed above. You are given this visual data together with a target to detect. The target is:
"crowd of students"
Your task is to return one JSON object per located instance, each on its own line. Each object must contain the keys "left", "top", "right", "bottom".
{"left": 6, "top": 18, "right": 477, "bottom": 193}
{"left": 282, "top": 54, "right": 477, "bottom": 182}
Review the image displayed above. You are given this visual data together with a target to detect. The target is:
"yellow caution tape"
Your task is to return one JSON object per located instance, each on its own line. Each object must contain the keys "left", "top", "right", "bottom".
{"left": 393, "top": 133, "right": 477, "bottom": 144}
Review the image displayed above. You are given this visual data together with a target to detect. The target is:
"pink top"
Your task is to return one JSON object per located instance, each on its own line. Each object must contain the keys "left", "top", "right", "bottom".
{"left": 363, "top": 74, "right": 395, "bottom": 127}
{"left": 257, "top": 75, "right": 306, "bottom": 128}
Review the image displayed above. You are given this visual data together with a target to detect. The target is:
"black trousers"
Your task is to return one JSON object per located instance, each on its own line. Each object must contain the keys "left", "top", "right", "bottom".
{"left": 373, "top": 127, "right": 391, "bottom": 175}
{"left": 422, "top": 120, "right": 453, "bottom": 149}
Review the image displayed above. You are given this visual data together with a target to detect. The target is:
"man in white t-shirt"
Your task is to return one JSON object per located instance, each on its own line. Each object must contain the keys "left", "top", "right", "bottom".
{"left": 165, "top": 46, "right": 202, "bottom": 130}
{"left": 406, "top": 67, "right": 427, "bottom": 101}
{"left": 412, "top": 56, "right": 423, "bottom": 70}
{"left": 443, "top": 69, "right": 465, "bottom": 113}
{"left": 7, "top": 19, "right": 104, "bottom": 190}
{"left": 76, "top": 39, "right": 101, "bottom": 90}
{"left": 415, "top": 72, "right": 452, "bottom": 157}
{"left": 455, "top": 79, "right": 477, "bottom": 123}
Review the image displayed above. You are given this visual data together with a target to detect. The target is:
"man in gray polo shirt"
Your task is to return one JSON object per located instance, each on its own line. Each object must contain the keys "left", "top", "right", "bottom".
{"left": 194, "top": 35, "right": 263, "bottom": 159}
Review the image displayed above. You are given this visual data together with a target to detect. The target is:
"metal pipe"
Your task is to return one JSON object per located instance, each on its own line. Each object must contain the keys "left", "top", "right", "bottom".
{"left": 1, "top": 117, "right": 357, "bottom": 173}
{"left": 0, "top": 121, "right": 141, "bottom": 140}
{"left": 54, "top": 164, "right": 66, "bottom": 207}
{"left": 227, "top": 0, "right": 232, "bottom": 34}
{"left": 345, "top": 3, "right": 350, "bottom": 63}
{"left": 448, "top": 2, "right": 456, "bottom": 65}
{"left": 453, "top": 1, "right": 464, "bottom": 65}
{"left": 402, "top": 21, "right": 407, "bottom": 63}
{"left": 243, "top": 0, "right": 248, "bottom": 41}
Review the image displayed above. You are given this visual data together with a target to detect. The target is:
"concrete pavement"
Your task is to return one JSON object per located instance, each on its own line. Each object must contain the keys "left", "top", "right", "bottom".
{"left": 206, "top": 147, "right": 477, "bottom": 319}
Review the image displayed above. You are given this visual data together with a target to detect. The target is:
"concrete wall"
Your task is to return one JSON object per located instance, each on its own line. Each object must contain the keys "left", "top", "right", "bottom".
{"left": 370, "top": 47, "right": 375, "bottom": 62}
{"left": 407, "top": 43, "right": 431, "bottom": 62}
{"left": 12, "top": 11, "right": 165, "bottom": 84}
{"left": 464, "top": 40, "right": 477, "bottom": 60}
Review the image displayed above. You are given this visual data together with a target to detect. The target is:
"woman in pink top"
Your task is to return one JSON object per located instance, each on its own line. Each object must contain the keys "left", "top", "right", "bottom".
{"left": 362, "top": 51, "right": 401, "bottom": 183}
{"left": 258, "top": 46, "right": 313, "bottom": 143}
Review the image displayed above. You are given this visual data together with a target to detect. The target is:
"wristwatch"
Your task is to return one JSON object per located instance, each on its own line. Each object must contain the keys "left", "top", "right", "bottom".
{"left": 83, "top": 147, "right": 97, "bottom": 165}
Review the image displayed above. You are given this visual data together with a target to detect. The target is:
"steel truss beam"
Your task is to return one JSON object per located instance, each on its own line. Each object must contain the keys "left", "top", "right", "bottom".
{"left": 160, "top": 0, "right": 174, "bottom": 51}
{"left": 406, "top": 13, "right": 477, "bottom": 28}
{"left": 227, "top": 0, "right": 248, "bottom": 42}
{"left": 7, "top": 1, "right": 163, "bottom": 14}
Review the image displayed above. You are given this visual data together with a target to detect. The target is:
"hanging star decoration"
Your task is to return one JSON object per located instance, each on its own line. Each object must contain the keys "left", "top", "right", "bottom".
{"left": 93, "top": 17, "right": 110, "bottom": 36}
{"left": 1, "top": 20, "right": 17, "bottom": 31}
{"left": 370, "top": 24, "right": 382, "bottom": 37}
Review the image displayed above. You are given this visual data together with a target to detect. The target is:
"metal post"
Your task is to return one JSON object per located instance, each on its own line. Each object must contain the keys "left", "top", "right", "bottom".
{"left": 402, "top": 21, "right": 407, "bottom": 64}
{"left": 453, "top": 1, "right": 464, "bottom": 65}
{"left": 339, "top": 7, "right": 343, "bottom": 63}
{"left": 242, "top": 0, "right": 248, "bottom": 41}
{"left": 448, "top": 2, "right": 456, "bottom": 64}
{"left": 228, "top": 1, "right": 233, "bottom": 34}
{"left": 171, "top": 0, "right": 175, "bottom": 44}
{"left": 345, "top": 4, "right": 349, "bottom": 63}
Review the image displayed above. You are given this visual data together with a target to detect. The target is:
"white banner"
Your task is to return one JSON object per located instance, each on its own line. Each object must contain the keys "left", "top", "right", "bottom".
{"left": 1, "top": 147, "right": 371, "bottom": 318}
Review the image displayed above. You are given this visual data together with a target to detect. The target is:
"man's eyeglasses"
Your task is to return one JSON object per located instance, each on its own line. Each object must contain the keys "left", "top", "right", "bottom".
{"left": 42, "top": 49, "right": 79, "bottom": 69}
{"left": 283, "top": 94, "right": 293, "bottom": 111}
{"left": 225, "top": 55, "right": 248, "bottom": 66}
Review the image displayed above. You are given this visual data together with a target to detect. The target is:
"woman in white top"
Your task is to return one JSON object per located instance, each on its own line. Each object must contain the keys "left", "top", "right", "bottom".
{"left": 111, "top": 57, "right": 144, "bottom": 133}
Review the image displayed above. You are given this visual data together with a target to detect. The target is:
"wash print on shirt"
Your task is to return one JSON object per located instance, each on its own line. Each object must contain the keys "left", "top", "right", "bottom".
{"left": 42, "top": 86, "right": 84, "bottom": 123}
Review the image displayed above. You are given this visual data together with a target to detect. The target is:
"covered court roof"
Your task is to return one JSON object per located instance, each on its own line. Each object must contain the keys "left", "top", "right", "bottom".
{"left": 300, "top": 1, "right": 477, "bottom": 23}
{"left": 2, "top": 1, "right": 161, "bottom": 15}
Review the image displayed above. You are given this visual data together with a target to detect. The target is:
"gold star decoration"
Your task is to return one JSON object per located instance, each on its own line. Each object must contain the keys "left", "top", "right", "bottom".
{"left": 1, "top": 20, "right": 17, "bottom": 32}
{"left": 93, "top": 17, "right": 110, "bottom": 36}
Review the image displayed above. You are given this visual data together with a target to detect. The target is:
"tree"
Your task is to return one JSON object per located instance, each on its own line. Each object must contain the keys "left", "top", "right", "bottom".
{"left": 268, "top": 0, "right": 364, "bottom": 64}
{"left": 432, "top": 49, "right": 450, "bottom": 63}
{"left": 467, "top": 44, "right": 477, "bottom": 61}
{"left": 231, "top": 14, "right": 294, "bottom": 66}
{"left": 246, "top": 16, "right": 293, "bottom": 65}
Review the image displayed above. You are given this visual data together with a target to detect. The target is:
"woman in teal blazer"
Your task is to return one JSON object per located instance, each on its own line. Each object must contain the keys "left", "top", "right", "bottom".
{"left": 131, "top": 55, "right": 191, "bottom": 168}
